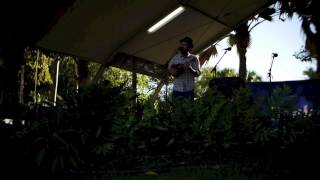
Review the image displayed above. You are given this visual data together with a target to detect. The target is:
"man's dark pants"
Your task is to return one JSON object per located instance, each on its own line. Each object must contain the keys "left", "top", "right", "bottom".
{"left": 172, "top": 89, "right": 194, "bottom": 100}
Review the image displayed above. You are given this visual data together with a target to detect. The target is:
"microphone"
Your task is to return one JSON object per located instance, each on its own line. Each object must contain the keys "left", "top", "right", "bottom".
{"left": 272, "top": 53, "right": 278, "bottom": 57}
{"left": 224, "top": 47, "right": 232, "bottom": 51}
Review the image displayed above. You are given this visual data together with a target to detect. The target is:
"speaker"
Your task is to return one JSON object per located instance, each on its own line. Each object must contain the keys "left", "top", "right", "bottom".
{"left": 209, "top": 77, "right": 245, "bottom": 97}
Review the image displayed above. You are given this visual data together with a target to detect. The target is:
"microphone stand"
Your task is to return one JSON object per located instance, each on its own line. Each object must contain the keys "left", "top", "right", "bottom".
{"left": 267, "top": 53, "right": 277, "bottom": 97}
{"left": 267, "top": 54, "right": 277, "bottom": 83}
{"left": 211, "top": 48, "right": 230, "bottom": 78}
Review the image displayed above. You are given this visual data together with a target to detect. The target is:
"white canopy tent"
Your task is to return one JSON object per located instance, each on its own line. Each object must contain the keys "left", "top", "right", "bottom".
{"left": 36, "top": 0, "right": 271, "bottom": 79}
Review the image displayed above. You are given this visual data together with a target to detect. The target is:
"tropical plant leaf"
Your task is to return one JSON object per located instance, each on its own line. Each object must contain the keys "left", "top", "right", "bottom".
{"left": 36, "top": 148, "right": 46, "bottom": 166}
{"left": 60, "top": 156, "right": 64, "bottom": 171}
{"left": 167, "top": 138, "right": 175, "bottom": 146}
{"left": 258, "top": 8, "right": 275, "bottom": 21}
{"left": 145, "top": 170, "right": 159, "bottom": 176}
{"left": 198, "top": 45, "right": 218, "bottom": 66}
{"left": 69, "top": 157, "right": 79, "bottom": 169}
{"left": 53, "top": 133, "right": 67, "bottom": 145}
{"left": 227, "top": 34, "right": 237, "bottom": 47}
{"left": 96, "top": 126, "right": 102, "bottom": 138}
{"left": 51, "top": 157, "right": 58, "bottom": 172}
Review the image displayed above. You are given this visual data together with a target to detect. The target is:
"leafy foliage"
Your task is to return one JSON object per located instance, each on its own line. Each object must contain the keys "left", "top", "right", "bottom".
{"left": 294, "top": 47, "right": 319, "bottom": 79}
{"left": 1, "top": 80, "right": 319, "bottom": 178}
{"left": 278, "top": 0, "right": 320, "bottom": 77}
{"left": 1, "top": 50, "right": 319, "bottom": 179}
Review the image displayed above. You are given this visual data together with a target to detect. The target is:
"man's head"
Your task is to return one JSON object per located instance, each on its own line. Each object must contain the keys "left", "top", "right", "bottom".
{"left": 179, "top": 36, "right": 193, "bottom": 53}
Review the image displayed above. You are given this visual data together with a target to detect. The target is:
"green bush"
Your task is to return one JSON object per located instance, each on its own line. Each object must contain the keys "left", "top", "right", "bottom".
{"left": 1, "top": 82, "right": 319, "bottom": 179}
{"left": 2, "top": 81, "right": 131, "bottom": 175}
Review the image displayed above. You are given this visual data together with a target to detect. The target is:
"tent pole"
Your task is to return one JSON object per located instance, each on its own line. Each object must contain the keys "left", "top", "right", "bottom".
{"left": 132, "top": 60, "right": 137, "bottom": 112}
{"left": 34, "top": 49, "right": 40, "bottom": 103}
{"left": 53, "top": 60, "right": 60, "bottom": 106}
{"left": 19, "top": 65, "right": 25, "bottom": 104}
{"left": 93, "top": 63, "right": 110, "bottom": 83}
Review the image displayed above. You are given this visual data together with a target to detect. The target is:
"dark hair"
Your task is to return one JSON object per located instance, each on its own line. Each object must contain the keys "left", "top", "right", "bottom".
{"left": 180, "top": 36, "right": 194, "bottom": 49}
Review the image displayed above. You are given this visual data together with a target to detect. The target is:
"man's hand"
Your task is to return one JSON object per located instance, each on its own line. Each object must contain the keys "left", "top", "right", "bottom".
{"left": 172, "top": 64, "right": 186, "bottom": 69}
{"left": 187, "top": 65, "right": 200, "bottom": 77}
{"left": 170, "top": 64, "right": 186, "bottom": 77}
{"left": 170, "top": 63, "right": 200, "bottom": 77}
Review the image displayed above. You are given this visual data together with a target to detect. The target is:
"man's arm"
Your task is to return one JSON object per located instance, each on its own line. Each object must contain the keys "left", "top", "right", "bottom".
{"left": 188, "top": 56, "right": 201, "bottom": 77}
{"left": 168, "top": 55, "right": 184, "bottom": 77}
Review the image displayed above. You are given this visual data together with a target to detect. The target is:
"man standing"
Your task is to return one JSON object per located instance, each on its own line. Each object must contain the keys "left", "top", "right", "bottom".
{"left": 168, "top": 37, "right": 201, "bottom": 99}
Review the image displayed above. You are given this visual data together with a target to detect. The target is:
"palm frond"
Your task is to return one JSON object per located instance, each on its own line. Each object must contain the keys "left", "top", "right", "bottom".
{"left": 278, "top": 1, "right": 294, "bottom": 19}
{"left": 258, "top": 8, "right": 275, "bottom": 21}
{"left": 198, "top": 45, "right": 218, "bottom": 66}
{"left": 305, "top": 36, "right": 317, "bottom": 58}
{"left": 287, "top": 11, "right": 294, "bottom": 19}
{"left": 227, "top": 34, "right": 237, "bottom": 47}
{"left": 302, "top": 18, "right": 318, "bottom": 58}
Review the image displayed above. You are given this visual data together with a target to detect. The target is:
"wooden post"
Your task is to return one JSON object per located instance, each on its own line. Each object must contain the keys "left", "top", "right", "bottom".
{"left": 150, "top": 80, "right": 165, "bottom": 103}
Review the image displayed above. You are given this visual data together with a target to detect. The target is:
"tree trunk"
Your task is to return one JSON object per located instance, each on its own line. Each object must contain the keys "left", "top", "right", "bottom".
{"left": 2, "top": 46, "right": 24, "bottom": 105}
{"left": 238, "top": 47, "right": 247, "bottom": 80}
{"left": 1, "top": 45, "right": 25, "bottom": 123}
{"left": 235, "top": 23, "right": 250, "bottom": 81}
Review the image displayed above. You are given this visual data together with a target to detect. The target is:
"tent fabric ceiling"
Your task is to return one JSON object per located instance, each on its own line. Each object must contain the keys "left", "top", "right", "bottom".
{"left": 36, "top": 0, "right": 270, "bottom": 66}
